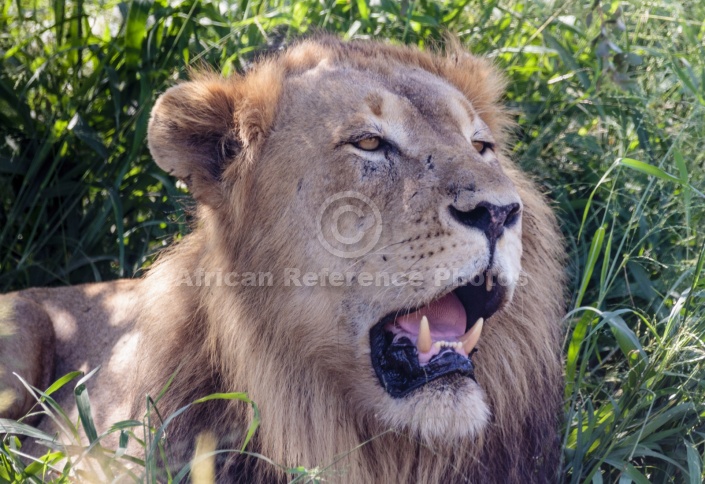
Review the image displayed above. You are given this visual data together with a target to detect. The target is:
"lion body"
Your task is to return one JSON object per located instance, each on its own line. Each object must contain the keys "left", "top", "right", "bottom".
{"left": 1, "top": 37, "right": 565, "bottom": 483}
{"left": 0, "top": 282, "right": 138, "bottom": 423}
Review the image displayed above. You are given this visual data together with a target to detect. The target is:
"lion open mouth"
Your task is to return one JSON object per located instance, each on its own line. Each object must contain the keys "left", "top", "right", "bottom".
{"left": 370, "top": 272, "right": 506, "bottom": 398}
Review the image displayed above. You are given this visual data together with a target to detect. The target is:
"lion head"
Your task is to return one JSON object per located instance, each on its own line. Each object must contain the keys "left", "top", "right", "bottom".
{"left": 143, "top": 36, "right": 564, "bottom": 482}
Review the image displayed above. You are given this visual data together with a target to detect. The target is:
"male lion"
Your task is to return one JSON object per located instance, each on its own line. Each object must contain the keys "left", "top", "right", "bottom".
{"left": 0, "top": 37, "right": 565, "bottom": 482}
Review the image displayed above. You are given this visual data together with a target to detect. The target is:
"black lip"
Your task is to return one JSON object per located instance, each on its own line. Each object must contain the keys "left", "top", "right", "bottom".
{"left": 455, "top": 280, "right": 506, "bottom": 328}
{"left": 370, "top": 279, "right": 506, "bottom": 398}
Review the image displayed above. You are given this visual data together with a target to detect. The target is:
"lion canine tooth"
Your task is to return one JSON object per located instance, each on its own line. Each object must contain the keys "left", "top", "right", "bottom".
{"left": 460, "top": 318, "right": 484, "bottom": 354}
{"left": 486, "top": 274, "right": 493, "bottom": 292}
{"left": 417, "top": 315, "right": 432, "bottom": 353}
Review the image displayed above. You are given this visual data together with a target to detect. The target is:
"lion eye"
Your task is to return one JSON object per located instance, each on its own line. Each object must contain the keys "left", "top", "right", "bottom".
{"left": 355, "top": 137, "right": 382, "bottom": 151}
{"left": 472, "top": 140, "right": 495, "bottom": 155}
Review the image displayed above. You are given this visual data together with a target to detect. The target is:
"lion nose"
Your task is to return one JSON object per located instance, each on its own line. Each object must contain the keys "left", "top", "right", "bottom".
{"left": 449, "top": 202, "right": 521, "bottom": 241}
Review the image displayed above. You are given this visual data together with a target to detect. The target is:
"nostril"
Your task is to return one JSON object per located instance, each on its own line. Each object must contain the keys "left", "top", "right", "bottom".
{"left": 504, "top": 203, "right": 521, "bottom": 228}
{"left": 449, "top": 204, "right": 492, "bottom": 234}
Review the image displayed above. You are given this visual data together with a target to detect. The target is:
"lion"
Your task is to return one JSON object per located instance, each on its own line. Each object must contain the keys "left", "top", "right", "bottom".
{"left": 0, "top": 36, "right": 565, "bottom": 482}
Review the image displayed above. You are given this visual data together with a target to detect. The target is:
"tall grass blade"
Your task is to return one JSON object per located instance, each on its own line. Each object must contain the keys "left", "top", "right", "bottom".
{"left": 73, "top": 367, "right": 101, "bottom": 444}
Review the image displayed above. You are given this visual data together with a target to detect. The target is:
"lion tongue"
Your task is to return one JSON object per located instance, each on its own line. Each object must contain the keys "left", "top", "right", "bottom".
{"left": 395, "top": 292, "right": 466, "bottom": 337}
{"left": 394, "top": 292, "right": 467, "bottom": 364}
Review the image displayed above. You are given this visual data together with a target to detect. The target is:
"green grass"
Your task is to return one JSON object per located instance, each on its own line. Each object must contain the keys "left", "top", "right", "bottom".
{"left": 1, "top": 0, "right": 704, "bottom": 482}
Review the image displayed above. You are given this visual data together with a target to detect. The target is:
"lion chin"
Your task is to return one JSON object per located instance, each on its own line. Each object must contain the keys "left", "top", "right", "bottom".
{"left": 376, "top": 375, "right": 490, "bottom": 442}
{"left": 0, "top": 36, "right": 565, "bottom": 483}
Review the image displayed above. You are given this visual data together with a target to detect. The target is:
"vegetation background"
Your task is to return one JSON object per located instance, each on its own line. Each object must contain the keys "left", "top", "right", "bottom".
{"left": 1, "top": 0, "right": 704, "bottom": 482}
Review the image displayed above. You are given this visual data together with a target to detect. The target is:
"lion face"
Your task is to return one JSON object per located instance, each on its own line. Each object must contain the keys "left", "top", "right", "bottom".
{"left": 248, "top": 59, "right": 523, "bottom": 440}
{"left": 148, "top": 40, "right": 538, "bottom": 447}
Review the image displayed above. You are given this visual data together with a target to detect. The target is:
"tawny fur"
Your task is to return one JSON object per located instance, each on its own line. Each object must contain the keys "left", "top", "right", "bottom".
{"left": 0, "top": 37, "right": 565, "bottom": 483}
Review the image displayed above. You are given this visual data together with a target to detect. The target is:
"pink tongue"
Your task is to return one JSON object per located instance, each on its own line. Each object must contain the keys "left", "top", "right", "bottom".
{"left": 395, "top": 292, "right": 467, "bottom": 339}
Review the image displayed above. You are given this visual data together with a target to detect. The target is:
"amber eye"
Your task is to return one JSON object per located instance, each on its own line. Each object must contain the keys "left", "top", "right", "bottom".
{"left": 473, "top": 140, "right": 494, "bottom": 155}
{"left": 355, "top": 137, "right": 382, "bottom": 151}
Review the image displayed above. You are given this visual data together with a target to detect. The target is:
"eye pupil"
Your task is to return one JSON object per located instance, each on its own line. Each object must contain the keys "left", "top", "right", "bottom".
{"left": 356, "top": 137, "right": 381, "bottom": 151}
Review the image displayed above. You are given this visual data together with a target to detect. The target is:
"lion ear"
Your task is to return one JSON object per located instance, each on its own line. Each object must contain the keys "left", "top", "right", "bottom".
{"left": 148, "top": 78, "right": 241, "bottom": 207}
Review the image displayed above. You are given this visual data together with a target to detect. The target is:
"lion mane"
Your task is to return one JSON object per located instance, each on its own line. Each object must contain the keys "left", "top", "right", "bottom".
{"left": 1, "top": 37, "right": 565, "bottom": 483}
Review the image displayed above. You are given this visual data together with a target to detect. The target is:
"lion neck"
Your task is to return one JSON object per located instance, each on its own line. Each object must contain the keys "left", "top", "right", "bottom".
{"left": 135, "top": 227, "right": 488, "bottom": 481}
{"left": 136, "top": 208, "right": 560, "bottom": 482}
